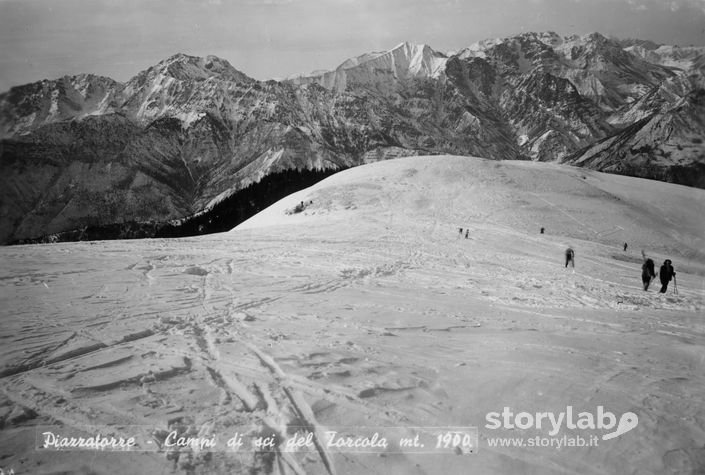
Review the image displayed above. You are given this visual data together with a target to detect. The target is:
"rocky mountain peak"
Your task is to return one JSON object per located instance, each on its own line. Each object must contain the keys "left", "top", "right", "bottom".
{"left": 118, "top": 53, "right": 255, "bottom": 125}
{"left": 130, "top": 53, "right": 253, "bottom": 85}
{"left": 0, "top": 73, "right": 123, "bottom": 137}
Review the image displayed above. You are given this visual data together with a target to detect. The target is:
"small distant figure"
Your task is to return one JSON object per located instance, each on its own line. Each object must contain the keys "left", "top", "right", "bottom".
{"left": 641, "top": 256, "right": 655, "bottom": 291}
{"left": 623, "top": 242, "right": 628, "bottom": 252}
{"left": 659, "top": 259, "right": 676, "bottom": 293}
{"left": 540, "top": 227, "right": 545, "bottom": 234}
{"left": 293, "top": 201, "right": 306, "bottom": 213}
{"left": 459, "top": 227, "right": 463, "bottom": 235}
{"left": 565, "top": 248, "right": 575, "bottom": 268}
{"left": 465, "top": 230, "right": 469, "bottom": 239}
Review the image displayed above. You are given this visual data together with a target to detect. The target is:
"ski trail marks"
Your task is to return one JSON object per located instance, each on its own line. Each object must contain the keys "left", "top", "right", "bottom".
{"left": 246, "top": 342, "right": 337, "bottom": 475}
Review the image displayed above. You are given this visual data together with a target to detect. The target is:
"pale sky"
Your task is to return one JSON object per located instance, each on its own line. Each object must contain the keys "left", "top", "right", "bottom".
{"left": 1, "top": 0, "right": 704, "bottom": 92}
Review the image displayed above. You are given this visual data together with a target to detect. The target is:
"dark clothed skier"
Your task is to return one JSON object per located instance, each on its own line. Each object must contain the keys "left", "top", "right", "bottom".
{"left": 465, "top": 230, "right": 469, "bottom": 239}
{"left": 659, "top": 260, "right": 676, "bottom": 293}
{"left": 540, "top": 227, "right": 545, "bottom": 234}
{"left": 642, "top": 258, "right": 655, "bottom": 290}
{"left": 565, "top": 248, "right": 575, "bottom": 268}
{"left": 624, "top": 242, "right": 628, "bottom": 252}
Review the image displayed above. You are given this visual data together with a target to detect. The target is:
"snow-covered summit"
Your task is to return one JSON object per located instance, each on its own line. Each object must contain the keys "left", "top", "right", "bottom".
{"left": 338, "top": 41, "right": 447, "bottom": 76}
{"left": 290, "top": 41, "right": 448, "bottom": 92}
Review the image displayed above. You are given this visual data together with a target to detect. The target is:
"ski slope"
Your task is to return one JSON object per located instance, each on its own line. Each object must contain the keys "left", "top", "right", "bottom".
{"left": 1, "top": 155, "right": 704, "bottom": 474}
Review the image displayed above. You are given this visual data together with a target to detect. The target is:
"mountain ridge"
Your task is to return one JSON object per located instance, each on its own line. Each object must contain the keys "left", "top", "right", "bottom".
{"left": 1, "top": 31, "right": 704, "bottom": 243}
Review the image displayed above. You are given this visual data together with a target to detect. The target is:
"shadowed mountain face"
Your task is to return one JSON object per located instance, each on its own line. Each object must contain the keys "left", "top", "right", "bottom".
{"left": 1, "top": 33, "right": 704, "bottom": 243}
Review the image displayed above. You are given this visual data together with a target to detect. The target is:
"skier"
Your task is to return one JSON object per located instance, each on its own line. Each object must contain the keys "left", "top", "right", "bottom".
{"left": 641, "top": 256, "right": 655, "bottom": 291}
{"left": 465, "top": 230, "right": 469, "bottom": 239}
{"left": 624, "top": 242, "right": 628, "bottom": 252}
{"left": 459, "top": 227, "right": 463, "bottom": 235}
{"left": 659, "top": 259, "right": 676, "bottom": 293}
{"left": 565, "top": 248, "right": 575, "bottom": 268}
{"left": 540, "top": 227, "right": 545, "bottom": 234}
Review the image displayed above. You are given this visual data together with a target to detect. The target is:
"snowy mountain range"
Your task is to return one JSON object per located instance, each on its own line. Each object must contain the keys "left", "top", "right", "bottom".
{"left": 1, "top": 32, "right": 704, "bottom": 243}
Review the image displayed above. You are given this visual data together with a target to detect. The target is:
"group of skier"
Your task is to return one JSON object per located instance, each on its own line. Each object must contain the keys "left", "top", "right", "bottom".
{"left": 561, "top": 236, "right": 677, "bottom": 293}
{"left": 459, "top": 227, "right": 679, "bottom": 294}
{"left": 641, "top": 251, "right": 677, "bottom": 294}
{"left": 565, "top": 245, "right": 676, "bottom": 293}
{"left": 564, "top": 246, "right": 676, "bottom": 293}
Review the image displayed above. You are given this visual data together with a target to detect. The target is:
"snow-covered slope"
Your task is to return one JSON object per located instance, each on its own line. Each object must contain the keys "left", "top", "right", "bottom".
{"left": 238, "top": 155, "right": 705, "bottom": 261}
{"left": 2, "top": 155, "right": 703, "bottom": 474}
